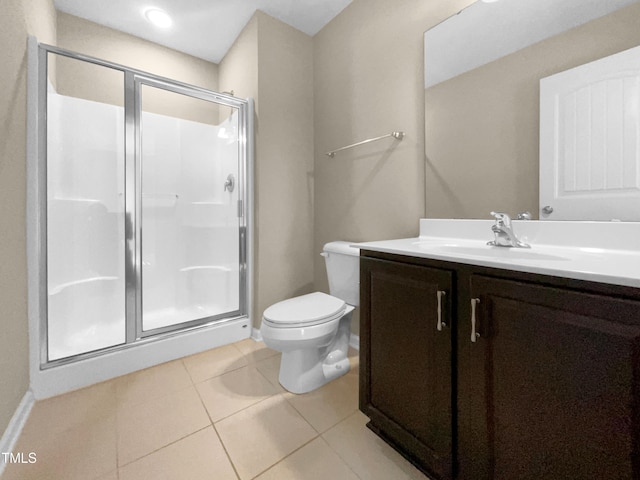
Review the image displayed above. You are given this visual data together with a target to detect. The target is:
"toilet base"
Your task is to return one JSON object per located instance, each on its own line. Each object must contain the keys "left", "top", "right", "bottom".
{"left": 278, "top": 310, "right": 353, "bottom": 394}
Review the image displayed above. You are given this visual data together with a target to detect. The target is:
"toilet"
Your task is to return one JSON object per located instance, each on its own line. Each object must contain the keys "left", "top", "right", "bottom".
{"left": 260, "top": 241, "right": 360, "bottom": 394}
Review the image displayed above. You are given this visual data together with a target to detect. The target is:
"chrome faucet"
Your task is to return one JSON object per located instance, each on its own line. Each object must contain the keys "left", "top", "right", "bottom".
{"left": 487, "top": 211, "right": 530, "bottom": 248}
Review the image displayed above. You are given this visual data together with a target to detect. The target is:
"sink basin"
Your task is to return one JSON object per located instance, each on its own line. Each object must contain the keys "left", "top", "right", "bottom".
{"left": 413, "top": 239, "right": 570, "bottom": 261}
{"left": 414, "top": 242, "right": 570, "bottom": 261}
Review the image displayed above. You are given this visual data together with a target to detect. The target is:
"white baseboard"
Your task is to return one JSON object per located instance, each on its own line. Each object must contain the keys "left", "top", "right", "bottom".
{"left": 251, "top": 327, "right": 263, "bottom": 342}
{"left": 0, "top": 390, "right": 35, "bottom": 475}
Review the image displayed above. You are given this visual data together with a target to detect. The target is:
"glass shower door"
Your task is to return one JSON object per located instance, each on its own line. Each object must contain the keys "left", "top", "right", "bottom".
{"left": 45, "top": 52, "right": 126, "bottom": 361}
{"left": 137, "top": 79, "right": 242, "bottom": 334}
{"left": 40, "top": 43, "right": 251, "bottom": 369}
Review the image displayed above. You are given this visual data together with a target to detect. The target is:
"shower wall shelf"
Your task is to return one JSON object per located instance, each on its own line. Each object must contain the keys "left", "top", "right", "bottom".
{"left": 53, "top": 197, "right": 102, "bottom": 202}
{"left": 49, "top": 276, "right": 119, "bottom": 295}
{"left": 325, "top": 131, "right": 405, "bottom": 158}
{"left": 142, "top": 193, "right": 179, "bottom": 199}
{"left": 142, "top": 193, "right": 179, "bottom": 207}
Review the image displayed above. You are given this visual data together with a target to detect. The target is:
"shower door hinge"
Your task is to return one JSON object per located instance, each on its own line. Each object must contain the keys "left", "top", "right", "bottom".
{"left": 237, "top": 199, "right": 243, "bottom": 218}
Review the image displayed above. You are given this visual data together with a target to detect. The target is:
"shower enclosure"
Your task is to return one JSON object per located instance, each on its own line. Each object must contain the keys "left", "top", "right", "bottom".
{"left": 31, "top": 43, "right": 252, "bottom": 387}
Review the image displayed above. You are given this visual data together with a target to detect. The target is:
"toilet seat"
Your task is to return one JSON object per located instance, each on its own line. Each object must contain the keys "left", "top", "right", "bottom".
{"left": 262, "top": 292, "right": 346, "bottom": 328}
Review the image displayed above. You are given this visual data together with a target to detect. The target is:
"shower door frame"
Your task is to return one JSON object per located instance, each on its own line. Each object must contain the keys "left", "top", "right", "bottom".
{"left": 35, "top": 43, "right": 252, "bottom": 369}
{"left": 131, "top": 74, "right": 248, "bottom": 340}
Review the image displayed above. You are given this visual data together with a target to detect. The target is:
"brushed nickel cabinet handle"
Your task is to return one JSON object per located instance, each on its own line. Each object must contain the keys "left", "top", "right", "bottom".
{"left": 471, "top": 298, "right": 480, "bottom": 342}
{"left": 437, "top": 290, "right": 446, "bottom": 331}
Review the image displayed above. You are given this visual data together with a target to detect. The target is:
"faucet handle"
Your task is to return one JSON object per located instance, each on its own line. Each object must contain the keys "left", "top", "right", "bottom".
{"left": 490, "top": 211, "right": 512, "bottom": 226}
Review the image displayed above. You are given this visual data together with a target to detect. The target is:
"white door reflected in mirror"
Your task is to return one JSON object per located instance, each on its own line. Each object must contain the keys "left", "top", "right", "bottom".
{"left": 540, "top": 45, "right": 640, "bottom": 221}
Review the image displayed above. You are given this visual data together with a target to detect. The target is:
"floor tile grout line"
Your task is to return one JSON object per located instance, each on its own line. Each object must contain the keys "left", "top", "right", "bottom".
{"left": 193, "top": 374, "right": 216, "bottom": 428}
{"left": 115, "top": 383, "right": 211, "bottom": 469}
{"left": 116, "top": 425, "right": 211, "bottom": 470}
{"left": 247, "top": 434, "right": 321, "bottom": 480}
{"left": 316, "top": 435, "right": 365, "bottom": 480}
{"left": 211, "top": 422, "right": 242, "bottom": 480}
{"left": 180, "top": 357, "right": 198, "bottom": 386}
{"left": 213, "top": 392, "right": 319, "bottom": 479}
{"left": 192, "top": 365, "right": 282, "bottom": 425}
{"left": 279, "top": 394, "right": 325, "bottom": 436}
{"left": 318, "top": 409, "right": 427, "bottom": 479}
{"left": 192, "top": 364, "right": 266, "bottom": 480}
{"left": 198, "top": 368, "right": 301, "bottom": 480}
{"left": 252, "top": 357, "right": 284, "bottom": 392}
{"left": 116, "top": 341, "right": 278, "bottom": 408}
{"left": 319, "top": 411, "right": 368, "bottom": 478}
{"left": 210, "top": 390, "right": 287, "bottom": 427}
{"left": 279, "top": 374, "right": 360, "bottom": 435}
{"left": 193, "top": 361, "right": 249, "bottom": 384}
{"left": 113, "top": 341, "right": 265, "bottom": 470}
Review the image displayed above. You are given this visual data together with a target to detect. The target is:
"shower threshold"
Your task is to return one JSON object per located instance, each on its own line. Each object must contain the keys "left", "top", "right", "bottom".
{"left": 143, "top": 305, "right": 238, "bottom": 330}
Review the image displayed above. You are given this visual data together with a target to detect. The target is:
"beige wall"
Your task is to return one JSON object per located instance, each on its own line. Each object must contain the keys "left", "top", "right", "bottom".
{"left": 219, "top": 15, "right": 259, "bottom": 104}
{"left": 425, "top": 3, "right": 640, "bottom": 219}
{"left": 220, "top": 12, "right": 314, "bottom": 327}
{"left": 255, "top": 13, "right": 315, "bottom": 325}
{"left": 56, "top": 13, "right": 219, "bottom": 123}
{"left": 219, "top": 17, "right": 260, "bottom": 325}
{"left": 57, "top": 12, "right": 218, "bottom": 90}
{"left": 313, "top": 0, "right": 473, "bottom": 334}
{"left": 0, "top": 0, "right": 56, "bottom": 436}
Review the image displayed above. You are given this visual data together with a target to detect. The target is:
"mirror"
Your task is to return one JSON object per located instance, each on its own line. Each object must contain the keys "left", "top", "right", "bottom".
{"left": 424, "top": 0, "right": 640, "bottom": 220}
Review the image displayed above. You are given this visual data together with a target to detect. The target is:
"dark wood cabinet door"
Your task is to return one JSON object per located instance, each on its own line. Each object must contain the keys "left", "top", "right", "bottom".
{"left": 459, "top": 274, "right": 640, "bottom": 480}
{"left": 360, "top": 257, "right": 454, "bottom": 479}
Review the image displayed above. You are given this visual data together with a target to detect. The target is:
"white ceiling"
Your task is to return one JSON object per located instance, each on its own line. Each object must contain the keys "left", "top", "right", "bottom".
{"left": 53, "top": 0, "right": 353, "bottom": 64}
{"left": 424, "top": 0, "right": 638, "bottom": 87}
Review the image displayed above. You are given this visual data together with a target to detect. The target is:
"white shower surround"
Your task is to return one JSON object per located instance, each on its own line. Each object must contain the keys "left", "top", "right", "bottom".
{"left": 139, "top": 103, "right": 241, "bottom": 332}
{"left": 27, "top": 39, "right": 254, "bottom": 399}
{"left": 46, "top": 91, "right": 241, "bottom": 360}
{"left": 46, "top": 92, "right": 126, "bottom": 360}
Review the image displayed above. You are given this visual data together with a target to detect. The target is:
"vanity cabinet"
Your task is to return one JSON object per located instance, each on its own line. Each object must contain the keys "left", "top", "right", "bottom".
{"left": 360, "top": 250, "right": 640, "bottom": 480}
{"left": 360, "top": 257, "right": 454, "bottom": 480}
{"left": 460, "top": 274, "right": 640, "bottom": 480}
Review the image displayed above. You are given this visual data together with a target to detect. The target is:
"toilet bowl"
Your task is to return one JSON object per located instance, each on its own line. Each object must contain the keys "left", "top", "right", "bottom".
{"left": 260, "top": 241, "right": 359, "bottom": 394}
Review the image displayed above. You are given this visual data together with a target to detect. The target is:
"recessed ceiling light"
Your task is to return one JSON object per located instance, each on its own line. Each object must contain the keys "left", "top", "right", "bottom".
{"left": 144, "top": 8, "right": 173, "bottom": 29}
{"left": 481, "top": 0, "right": 500, "bottom": 3}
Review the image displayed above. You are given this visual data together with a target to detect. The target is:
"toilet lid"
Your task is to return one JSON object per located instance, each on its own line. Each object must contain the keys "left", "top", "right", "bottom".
{"left": 263, "top": 292, "right": 346, "bottom": 328}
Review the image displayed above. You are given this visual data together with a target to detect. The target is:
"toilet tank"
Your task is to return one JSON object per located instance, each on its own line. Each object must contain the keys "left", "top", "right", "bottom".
{"left": 322, "top": 241, "right": 360, "bottom": 306}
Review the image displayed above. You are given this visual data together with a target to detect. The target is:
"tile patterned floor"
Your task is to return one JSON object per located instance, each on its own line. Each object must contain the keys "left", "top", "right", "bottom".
{"left": 2, "top": 339, "right": 427, "bottom": 480}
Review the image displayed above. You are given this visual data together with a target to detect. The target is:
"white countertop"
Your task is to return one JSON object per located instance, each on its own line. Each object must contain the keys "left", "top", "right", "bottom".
{"left": 355, "top": 219, "right": 640, "bottom": 289}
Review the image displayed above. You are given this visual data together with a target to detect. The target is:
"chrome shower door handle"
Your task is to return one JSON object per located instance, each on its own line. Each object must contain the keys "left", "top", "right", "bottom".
{"left": 224, "top": 174, "right": 235, "bottom": 192}
{"left": 436, "top": 290, "right": 446, "bottom": 331}
{"left": 470, "top": 298, "right": 480, "bottom": 342}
